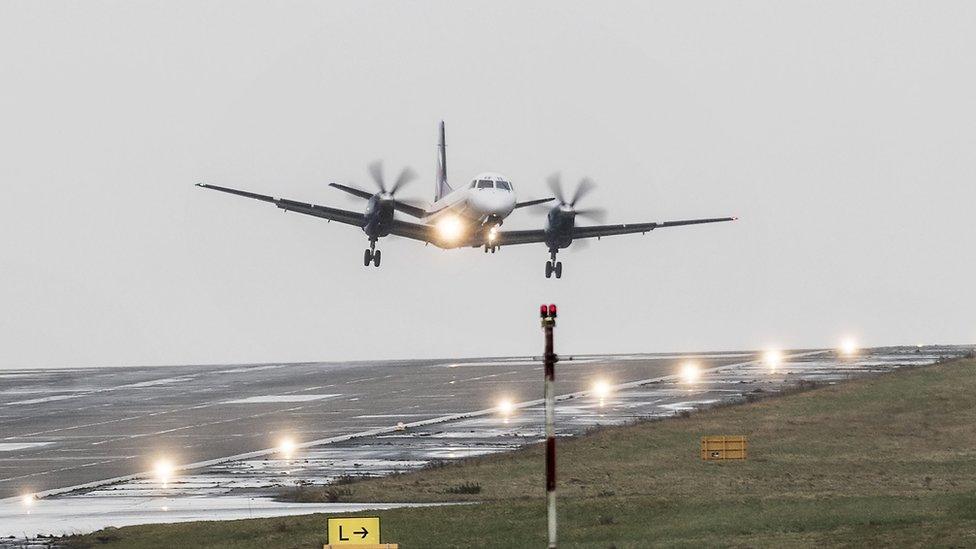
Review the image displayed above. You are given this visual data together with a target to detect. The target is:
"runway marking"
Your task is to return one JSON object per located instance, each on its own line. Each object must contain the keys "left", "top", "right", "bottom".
{"left": 3, "top": 385, "right": 339, "bottom": 439}
{"left": 0, "top": 376, "right": 199, "bottom": 409}
{"left": 5, "top": 395, "right": 78, "bottom": 406}
{"left": 1, "top": 351, "right": 822, "bottom": 503}
{"left": 354, "top": 414, "right": 434, "bottom": 419}
{"left": 225, "top": 394, "right": 340, "bottom": 404}
{"left": 0, "top": 367, "right": 333, "bottom": 425}
{"left": 0, "top": 442, "right": 54, "bottom": 452}
{"left": 0, "top": 458, "right": 125, "bottom": 484}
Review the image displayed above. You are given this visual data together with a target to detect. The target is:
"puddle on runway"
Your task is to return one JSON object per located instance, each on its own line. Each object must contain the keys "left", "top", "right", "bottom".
{"left": 0, "top": 495, "right": 454, "bottom": 541}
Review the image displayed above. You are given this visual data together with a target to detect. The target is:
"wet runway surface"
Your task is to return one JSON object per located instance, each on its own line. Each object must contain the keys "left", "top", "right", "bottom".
{"left": 0, "top": 346, "right": 968, "bottom": 538}
{"left": 0, "top": 353, "right": 754, "bottom": 500}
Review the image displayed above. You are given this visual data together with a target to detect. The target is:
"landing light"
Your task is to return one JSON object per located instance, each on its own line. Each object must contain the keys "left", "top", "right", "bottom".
{"left": 488, "top": 225, "right": 499, "bottom": 243}
{"left": 764, "top": 349, "right": 783, "bottom": 370}
{"left": 592, "top": 379, "right": 611, "bottom": 407}
{"left": 840, "top": 337, "right": 858, "bottom": 356}
{"left": 22, "top": 493, "right": 35, "bottom": 507}
{"left": 278, "top": 437, "right": 296, "bottom": 459}
{"left": 437, "top": 216, "right": 463, "bottom": 242}
{"left": 680, "top": 362, "right": 700, "bottom": 384}
{"left": 497, "top": 398, "right": 515, "bottom": 417}
{"left": 154, "top": 458, "right": 175, "bottom": 484}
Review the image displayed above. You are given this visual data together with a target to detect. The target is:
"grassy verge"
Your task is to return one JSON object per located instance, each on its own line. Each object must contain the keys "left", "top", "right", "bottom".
{"left": 60, "top": 359, "right": 976, "bottom": 548}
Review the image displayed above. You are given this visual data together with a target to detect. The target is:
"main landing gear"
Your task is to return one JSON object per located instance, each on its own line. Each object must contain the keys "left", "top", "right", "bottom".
{"left": 363, "top": 240, "right": 381, "bottom": 267}
{"left": 545, "top": 250, "right": 563, "bottom": 279}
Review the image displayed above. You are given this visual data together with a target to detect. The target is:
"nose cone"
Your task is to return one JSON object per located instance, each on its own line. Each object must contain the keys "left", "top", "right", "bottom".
{"left": 470, "top": 190, "right": 516, "bottom": 218}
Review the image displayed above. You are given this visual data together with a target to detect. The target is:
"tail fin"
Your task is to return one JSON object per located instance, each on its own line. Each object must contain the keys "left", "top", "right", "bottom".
{"left": 434, "top": 120, "right": 452, "bottom": 201}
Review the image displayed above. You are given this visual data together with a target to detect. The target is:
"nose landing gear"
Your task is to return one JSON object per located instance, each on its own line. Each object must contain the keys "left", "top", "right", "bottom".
{"left": 544, "top": 250, "right": 563, "bottom": 279}
{"left": 364, "top": 240, "right": 381, "bottom": 267}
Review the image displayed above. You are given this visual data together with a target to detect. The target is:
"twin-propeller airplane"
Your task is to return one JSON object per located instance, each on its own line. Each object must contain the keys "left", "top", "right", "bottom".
{"left": 197, "top": 122, "right": 735, "bottom": 278}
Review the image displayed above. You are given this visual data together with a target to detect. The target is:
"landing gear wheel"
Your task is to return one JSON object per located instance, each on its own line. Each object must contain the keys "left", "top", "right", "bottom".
{"left": 554, "top": 261, "right": 563, "bottom": 279}
{"left": 372, "top": 249, "right": 382, "bottom": 267}
{"left": 363, "top": 249, "right": 373, "bottom": 266}
{"left": 545, "top": 261, "right": 553, "bottom": 279}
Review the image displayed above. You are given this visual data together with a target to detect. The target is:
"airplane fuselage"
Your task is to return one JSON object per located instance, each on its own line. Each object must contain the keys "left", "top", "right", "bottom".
{"left": 423, "top": 172, "right": 517, "bottom": 246}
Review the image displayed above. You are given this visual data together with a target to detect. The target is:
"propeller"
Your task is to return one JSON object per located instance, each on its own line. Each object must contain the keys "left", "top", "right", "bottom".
{"left": 542, "top": 173, "right": 607, "bottom": 223}
{"left": 368, "top": 160, "right": 417, "bottom": 197}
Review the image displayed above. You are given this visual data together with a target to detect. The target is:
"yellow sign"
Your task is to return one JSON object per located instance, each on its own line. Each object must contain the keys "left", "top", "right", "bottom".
{"left": 701, "top": 435, "right": 747, "bottom": 460}
{"left": 328, "top": 517, "right": 381, "bottom": 545}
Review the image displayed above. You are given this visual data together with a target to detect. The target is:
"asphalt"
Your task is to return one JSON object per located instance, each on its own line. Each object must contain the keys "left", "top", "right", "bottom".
{"left": 0, "top": 352, "right": 757, "bottom": 500}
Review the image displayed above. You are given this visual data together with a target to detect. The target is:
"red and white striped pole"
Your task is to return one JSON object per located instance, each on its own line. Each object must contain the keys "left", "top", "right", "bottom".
{"left": 540, "top": 303, "right": 558, "bottom": 548}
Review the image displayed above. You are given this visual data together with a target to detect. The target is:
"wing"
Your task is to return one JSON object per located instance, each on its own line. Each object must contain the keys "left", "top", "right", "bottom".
{"left": 328, "top": 182, "right": 373, "bottom": 201}
{"left": 197, "top": 183, "right": 365, "bottom": 227}
{"left": 514, "top": 197, "right": 555, "bottom": 209}
{"left": 328, "top": 182, "right": 428, "bottom": 218}
{"left": 198, "top": 183, "right": 446, "bottom": 245}
{"left": 495, "top": 216, "right": 736, "bottom": 246}
{"left": 388, "top": 219, "right": 439, "bottom": 243}
{"left": 495, "top": 229, "right": 549, "bottom": 245}
{"left": 571, "top": 216, "right": 737, "bottom": 239}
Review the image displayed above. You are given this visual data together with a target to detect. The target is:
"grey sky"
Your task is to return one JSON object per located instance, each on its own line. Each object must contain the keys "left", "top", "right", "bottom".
{"left": 2, "top": 2, "right": 974, "bottom": 369}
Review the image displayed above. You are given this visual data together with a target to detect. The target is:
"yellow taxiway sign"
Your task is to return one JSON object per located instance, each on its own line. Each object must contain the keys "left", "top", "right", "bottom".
{"left": 327, "top": 517, "right": 381, "bottom": 545}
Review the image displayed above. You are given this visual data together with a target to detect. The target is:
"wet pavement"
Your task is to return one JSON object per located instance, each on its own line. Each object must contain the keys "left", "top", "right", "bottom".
{"left": 0, "top": 345, "right": 968, "bottom": 540}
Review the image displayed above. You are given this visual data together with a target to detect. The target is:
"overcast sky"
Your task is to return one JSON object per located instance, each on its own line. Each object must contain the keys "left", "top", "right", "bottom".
{"left": 2, "top": 1, "right": 974, "bottom": 369}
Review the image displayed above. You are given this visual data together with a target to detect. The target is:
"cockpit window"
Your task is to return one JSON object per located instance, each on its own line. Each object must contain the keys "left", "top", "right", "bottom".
{"left": 477, "top": 180, "right": 494, "bottom": 189}
{"left": 496, "top": 181, "right": 511, "bottom": 191}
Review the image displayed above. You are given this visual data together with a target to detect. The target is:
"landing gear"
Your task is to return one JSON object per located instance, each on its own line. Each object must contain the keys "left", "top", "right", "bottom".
{"left": 545, "top": 261, "right": 563, "bottom": 278}
{"left": 544, "top": 250, "right": 563, "bottom": 279}
{"left": 364, "top": 240, "right": 381, "bottom": 267}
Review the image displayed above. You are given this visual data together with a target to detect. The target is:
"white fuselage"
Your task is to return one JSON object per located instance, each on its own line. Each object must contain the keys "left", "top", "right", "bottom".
{"left": 423, "top": 172, "right": 517, "bottom": 228}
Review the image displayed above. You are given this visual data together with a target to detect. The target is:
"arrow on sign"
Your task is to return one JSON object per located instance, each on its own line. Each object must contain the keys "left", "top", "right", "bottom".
{"left": 355, "top": 527, "right": 369, "bottom": 539}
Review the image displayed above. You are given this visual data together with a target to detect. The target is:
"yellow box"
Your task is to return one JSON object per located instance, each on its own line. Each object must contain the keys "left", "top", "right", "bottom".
{"left": 701, "top": 435, "right": 747, "bottom": 460}
{"left": 327, "top": 517, "right": 381, "bottom": 545}
{"left": 324, "top": 546, "right": 397, "bottom": 549}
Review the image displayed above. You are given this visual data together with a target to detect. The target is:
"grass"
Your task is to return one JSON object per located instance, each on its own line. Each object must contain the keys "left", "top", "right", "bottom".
{"left": 59, "top": 359, "right": 976, "bottom": 548}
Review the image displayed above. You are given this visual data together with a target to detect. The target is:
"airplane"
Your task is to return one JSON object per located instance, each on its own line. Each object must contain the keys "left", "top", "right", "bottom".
{"left": 196, "top": 121, "right": 736, "bottom": 278}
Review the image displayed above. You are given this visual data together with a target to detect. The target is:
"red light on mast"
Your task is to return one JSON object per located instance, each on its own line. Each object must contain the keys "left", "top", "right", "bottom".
{"left": 540, "top": 304, "right": 549, "bottom": 318}
{"left": 548, "top": 304, "right": 557, "bottom": 318}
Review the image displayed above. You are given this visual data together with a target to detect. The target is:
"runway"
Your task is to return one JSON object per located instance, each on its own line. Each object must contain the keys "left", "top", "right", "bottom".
{"left": 0, "top": 352, "right": 754, "bottom": 500}
{"left": 0, "top": 346, "right": 964, "bottom": 538}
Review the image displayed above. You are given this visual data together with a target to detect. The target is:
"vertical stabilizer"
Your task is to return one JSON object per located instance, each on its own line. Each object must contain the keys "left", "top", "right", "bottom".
{"left": 435, "top": 120, "right": 452, "bottom": 201}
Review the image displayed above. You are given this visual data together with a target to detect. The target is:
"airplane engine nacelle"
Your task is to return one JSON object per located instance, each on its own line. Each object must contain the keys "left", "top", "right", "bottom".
{"left": 545, "top": 206, "right": 576, "bottom": 249}
{"left": 363, "top": 195, "right": 396, "bottom": 238}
